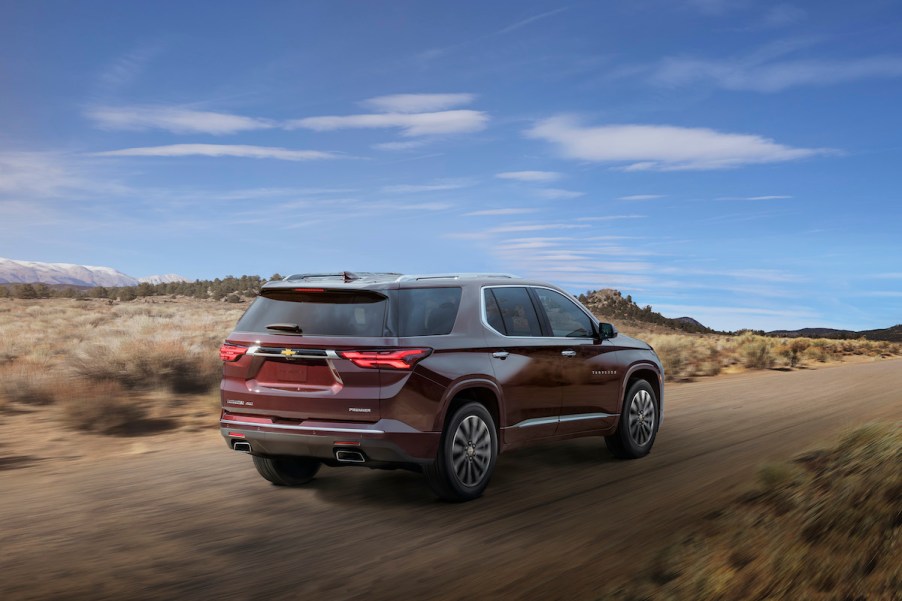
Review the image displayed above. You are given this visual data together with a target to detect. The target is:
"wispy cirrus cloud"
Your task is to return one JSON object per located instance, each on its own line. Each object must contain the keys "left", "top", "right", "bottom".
{"left": 291, "top": 92, "right": 487, "bottom": 136}
{"left": 86, "top": 105, "right": 275, "bottom": 135}
{"left": 372, "top": 140, "right": 431, "bottom": 151}
{"left": 289, "top": 110, "right": 488, "bottom": 136}
{"left": 648, "top": 51, "right": 902, "bottom": 93}
{"left": 0, "top": 151, "right": 128, "bottom": 198}
{"left": 464, "top": 208, "right": 537, "bottom": 216}
{"left": 536, "top": 188, "right": 584, "bottom": 200}
{"left": 496, "top": 7, "right": 568, "bottom": 35}
{"left": 361, "top": 93, "right": 475, "bottom": 113}
{"left": 381, "top": 179, "right": 473, "bottom": 194}
{"left": 716, "top": 195, "right": 792, "bottom": 200}
{"left": 527, "top": 116, "right": 832, "bottom": 170}
{"left": 93, "top": 144, "right": 342, "bottom": 161}
{"left": 447, "top": 222, "right": 590, "bottom": 239}
{"left": 618, "top": 194, "right": 665, "bottom": 201}
{"left": 496, "top": 170, "right": 562, "bottom": 182}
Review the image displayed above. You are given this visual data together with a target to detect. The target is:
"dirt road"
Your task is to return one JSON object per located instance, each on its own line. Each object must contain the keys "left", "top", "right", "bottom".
{"left": 3, "top": 359, "right": 900, "bottom": 600}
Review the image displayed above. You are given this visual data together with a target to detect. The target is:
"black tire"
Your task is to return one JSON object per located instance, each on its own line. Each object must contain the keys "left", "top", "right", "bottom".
{"left": 425, "top": 402, "right": 497, "bottom": 502}
{"left": 605, "top": 379, "right": 659, "bottom": 459}
{"left": 252, "top": 455, "right": 321, "bottom": 486}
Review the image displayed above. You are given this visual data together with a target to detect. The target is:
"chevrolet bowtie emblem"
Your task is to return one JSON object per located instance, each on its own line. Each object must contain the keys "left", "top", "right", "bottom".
{"left": 281, "top": 349, "right": 297, "bottom": 357}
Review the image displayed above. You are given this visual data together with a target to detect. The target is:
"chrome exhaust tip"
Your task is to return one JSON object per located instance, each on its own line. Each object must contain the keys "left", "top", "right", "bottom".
{"left": 334, "top": 449, "right": 366, "bottom": 463}
{"left": 233, "top": 441, "right": 252, "bottom": 453}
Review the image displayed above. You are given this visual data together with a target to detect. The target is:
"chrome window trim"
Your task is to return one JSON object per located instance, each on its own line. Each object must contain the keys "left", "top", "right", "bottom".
{"left": 480, "top": 285, "right": 598, "bottom": 340}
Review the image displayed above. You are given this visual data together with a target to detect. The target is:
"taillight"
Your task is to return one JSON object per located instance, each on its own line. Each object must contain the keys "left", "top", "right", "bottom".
{"left": 339, "top": 348, "right": 432, "bottom": 370}
{"left": 219, "top": 343, "right": 248, "bottom": 362}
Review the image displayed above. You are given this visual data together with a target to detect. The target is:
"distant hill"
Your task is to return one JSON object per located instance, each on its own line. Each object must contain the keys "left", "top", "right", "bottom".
{"left": 0, "top": 257, "right": 189, "bottom": 288}
{"left": 579, "top": 288, "right": 714, "bottom": 334}
{"left": 768, "top": 325, "right": 902, "bottom": 343}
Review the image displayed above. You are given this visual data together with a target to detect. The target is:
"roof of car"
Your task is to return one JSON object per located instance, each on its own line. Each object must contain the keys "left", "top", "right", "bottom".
{"left": 261, "top": 272, "right": 534, "bottom": 290}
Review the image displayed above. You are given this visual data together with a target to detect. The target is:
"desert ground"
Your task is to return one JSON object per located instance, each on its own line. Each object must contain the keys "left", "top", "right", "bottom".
{"left": 2, "top": 350, "right": 899, "bottom": 600}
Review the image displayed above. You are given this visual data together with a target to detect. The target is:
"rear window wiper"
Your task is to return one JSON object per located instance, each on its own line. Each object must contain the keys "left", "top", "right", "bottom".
{"left": 265, "top": 323, "right": 303, "bottom": 334}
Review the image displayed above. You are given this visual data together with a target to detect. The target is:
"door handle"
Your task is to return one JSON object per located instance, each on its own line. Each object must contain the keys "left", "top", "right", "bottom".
{"left": 492, "top": 351, "right": 510, "bottom": 359}
{"left": 561, "top": 350, "right": 577, "bottom": 358}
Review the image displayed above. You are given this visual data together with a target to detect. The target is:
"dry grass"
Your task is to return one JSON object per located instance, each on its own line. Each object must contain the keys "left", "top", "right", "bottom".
{"left": 0, "top": 297, "right": 899, "bottom": 432}
{"left": 639, "top": 330, "right": 899, "bottom": 381}
{"left": 0, "top": 297, "right": 245, "bottom": 432}
{"left": 605, "top": 422, "right": 902, "bottom": 600}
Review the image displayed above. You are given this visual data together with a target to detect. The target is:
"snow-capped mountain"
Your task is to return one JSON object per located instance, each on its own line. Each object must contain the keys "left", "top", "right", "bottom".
{"left": 0, "top": 258, "right": 189, "bottom": 287}
{"left": 138, "top": 274, "right": 190, "bottom": 285}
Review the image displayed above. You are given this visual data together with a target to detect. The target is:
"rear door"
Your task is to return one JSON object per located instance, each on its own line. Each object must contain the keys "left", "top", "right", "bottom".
{"left": 483, "top": 286, "right": 564, "bottom": 443}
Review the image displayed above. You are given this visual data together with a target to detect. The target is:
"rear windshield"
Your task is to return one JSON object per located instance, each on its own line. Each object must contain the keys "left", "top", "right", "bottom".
{"left": 236, "top": 290, "right": 388, "bottom": 337}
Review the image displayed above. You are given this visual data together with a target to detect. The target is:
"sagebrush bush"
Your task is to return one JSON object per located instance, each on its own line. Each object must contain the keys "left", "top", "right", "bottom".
{"left": 606, "top": 423, "right": 902, "bottom": 600}
{"left": 57, "top": 379, "right": 148, "bottom": 433}
{"left": 739, "top": 334, "right": 776, "bottom": 369}
{"left": 0, "top": 359, "right": 62, "bottom": 406}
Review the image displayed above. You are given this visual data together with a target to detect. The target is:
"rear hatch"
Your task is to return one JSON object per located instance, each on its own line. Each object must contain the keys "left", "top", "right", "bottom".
{"left": 220, "top": 287, "right": 427, "bottom": 423}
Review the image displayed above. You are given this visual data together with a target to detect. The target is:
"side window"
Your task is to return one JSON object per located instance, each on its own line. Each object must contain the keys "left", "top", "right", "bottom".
{"left": 534, "top": 288, "right": 594, "bottom": 338}
{"left": 484, "top": 289, "right": 506, "bottom": 334}
{"left": 487, "top": 287, "right": 543, "bottom": 337}
{"left": 398, "top": 287, "right": 462, "bottom": 336}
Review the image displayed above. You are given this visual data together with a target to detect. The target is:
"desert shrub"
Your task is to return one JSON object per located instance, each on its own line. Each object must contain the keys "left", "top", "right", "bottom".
{"left": 57, "top": 379, "right": 147, "bottom": 433}
{"left": 775, "top": 338, "right": 809, "bottom": 368}
{"left": 72, "top": 337, "right": 221, "bottom": 393}
{"left": 650, "top": 336, "right": 691, "bottom": 379}
{"left": 739, "top": 334, "right": 775, "bottom": 369}
{"left": 605, "top": 422, "right": 901, "bottom": 600}
{"left": 0, "top": 359, "right": 62, "bottom": 406}
{"left": 804, "top": 340, "right": 835, "bottom": 363}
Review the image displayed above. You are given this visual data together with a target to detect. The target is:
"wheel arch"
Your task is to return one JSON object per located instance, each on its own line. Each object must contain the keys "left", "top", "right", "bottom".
{"left": 435, "top": 379, "right": 504, "bottom": 434}
{"left": 620, "top": 362, "right": 664, "bottom": 424}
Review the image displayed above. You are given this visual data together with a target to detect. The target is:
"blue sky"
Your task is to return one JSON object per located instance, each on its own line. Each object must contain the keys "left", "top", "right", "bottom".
{"left": 1, "top": 1, "right": 901, "bottom": 331}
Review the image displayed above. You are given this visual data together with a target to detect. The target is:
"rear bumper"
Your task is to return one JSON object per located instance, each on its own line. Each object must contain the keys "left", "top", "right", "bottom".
{"left": 220, "top": 412, "right": 440, "bottom": 466}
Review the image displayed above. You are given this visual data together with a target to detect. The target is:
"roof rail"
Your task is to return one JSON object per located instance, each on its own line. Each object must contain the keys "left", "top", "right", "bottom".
{"left": 396, "top": 273, "right": 520, "bottom": 282}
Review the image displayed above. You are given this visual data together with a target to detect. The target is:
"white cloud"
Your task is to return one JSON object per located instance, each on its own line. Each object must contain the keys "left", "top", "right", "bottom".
{"left": 288, "top": 110, "right": 488, "bottom": 136}
{"left": 496, "top": 170, "right": 562, "bottom": 182}
{"left": 93, "top": 144, "right": 342, "bottom": 161}
{"left": 527, "top": 116, "right": 832, "bottom": 170}
{"left": 576, "top": 215, "right": 645, "bottom": 221}
{"left": 86, "top": 106, "right": 274, "bottom": 135}
{"left": 362, "top": 93, "right": 475, "bottom": 113}
{"left": 372, "top": 140, "right": 430, "bottom": 151}
{"left": 618, "top": 194, "right": 664, "bottom": 201}
{"left": 363, "top": 201, "right": 451, "bottom": 212}
{"left": 464, "top": 208, "right": 537, "bottom": 216}
{"left": 447, "top": 222, "right": 590, "bottom": 239}
{"left": 0, "top": 151, "right": 128, "bottom": 198}
{"left": 496, "top": 8, "right": 568, "bottom": 35}
{"left": 716, "top": 195, "right": 792, "bottom": 200}
{"left": 650, "top": 54, "right": 902, "bottom": 93}
{"left": 536, "top": 188, "right": 585, "bottom": 199}
{"left": 654, "top": 303, "right": 819, "bottom": 320}
{"left": 381, "top": 180, "right": 472, "bottom": 194}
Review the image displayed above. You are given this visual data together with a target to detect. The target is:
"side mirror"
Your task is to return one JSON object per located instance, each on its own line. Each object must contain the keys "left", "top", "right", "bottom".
{"left": 600, "top": 322, "right": 618, "bottom": 339}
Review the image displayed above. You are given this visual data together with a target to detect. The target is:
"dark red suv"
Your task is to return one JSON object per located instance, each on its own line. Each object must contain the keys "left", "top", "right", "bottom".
{"left": 220, "top": 272, "right": 663, "bottom": 501}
